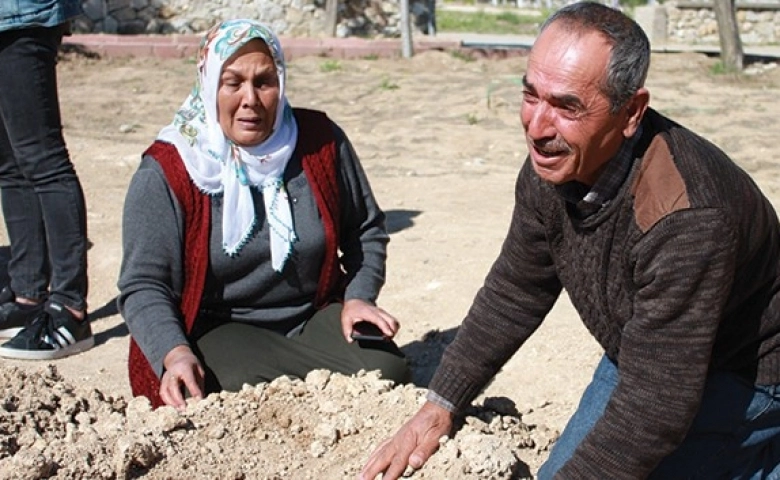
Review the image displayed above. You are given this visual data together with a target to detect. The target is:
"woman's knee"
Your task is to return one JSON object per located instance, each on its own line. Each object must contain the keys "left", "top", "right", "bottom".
{"left": 354, "top": 341, "right": 410, "bottom": 384}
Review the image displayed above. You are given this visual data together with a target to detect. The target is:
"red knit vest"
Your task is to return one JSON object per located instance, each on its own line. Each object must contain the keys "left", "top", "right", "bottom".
{"left": 127, "top": 108, "right": 343, "bottom": 408}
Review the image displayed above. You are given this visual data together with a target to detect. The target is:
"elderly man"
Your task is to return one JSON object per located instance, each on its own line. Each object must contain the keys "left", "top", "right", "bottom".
{"left": 360, "top": 2, "right": 780, "bottom": 479}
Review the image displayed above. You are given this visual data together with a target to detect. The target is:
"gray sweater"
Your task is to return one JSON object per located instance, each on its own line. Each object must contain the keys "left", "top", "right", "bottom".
{"left": 118, "top": 122, "right": 388, "bottom": 376}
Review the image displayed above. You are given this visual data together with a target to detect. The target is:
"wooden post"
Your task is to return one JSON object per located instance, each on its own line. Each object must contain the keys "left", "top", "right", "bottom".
{"left": 712, "top": 0, "right": 744, "bottom": 71}
{"left": 325, "top": 0, "right": 338, "bottom": 37}
{"left": 400, "top": 0, "right": 413, "bottom": 58}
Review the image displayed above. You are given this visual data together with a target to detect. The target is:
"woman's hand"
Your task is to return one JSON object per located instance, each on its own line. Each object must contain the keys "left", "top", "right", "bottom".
{"left": 160, "top": 345, "right": 205, "bottom": 410}
{"left": 341, "top": 298, "right": 400, "bottom": 343}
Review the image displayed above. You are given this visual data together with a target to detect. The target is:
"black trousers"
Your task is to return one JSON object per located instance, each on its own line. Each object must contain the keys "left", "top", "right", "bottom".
{"left": 0, "top": 24, "right": 88, "bottom": 310}
{"left": 194, "top": 303, "right": 410, "bottom": 393}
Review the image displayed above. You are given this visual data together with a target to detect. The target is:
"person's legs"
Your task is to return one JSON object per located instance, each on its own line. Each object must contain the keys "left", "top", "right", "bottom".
{"left": 294, "top": 303, "right": 410, "bottom": 384}
{"left": 536, "top": 354, "right": 618, "bottom": 480}
{"left": 194, "top": 321, "right": 334, "bottom": 392}
{"left": 537, "top": 354, "right": 780, "bottom": 480}
{"left": 0, "top": 26, "right": 91, "bottom": 360}
{"left": 0, "top": 187, "right": 49, "bottom": 300}
{"left": 0, "top": 29, "right": 52, "bottom": 303}
{"left": 0, "top": 25, "right": 88, "bottom": 313}
{"left": 649, "top": 375, "right": 780, "bottom": 480}
{"left": 35, "top": 175, "right": 88, "bottom": 311}
{"left": 195, "top": 304, "right": 409, "bottom": 393}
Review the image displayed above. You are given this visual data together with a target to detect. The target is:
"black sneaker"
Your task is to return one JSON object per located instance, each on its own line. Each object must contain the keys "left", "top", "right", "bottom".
{"left": 0, "top": 302, "right": 94, "bottom": 360}
{"left": 0, "top": 287, "right": 45, "bottom": 339}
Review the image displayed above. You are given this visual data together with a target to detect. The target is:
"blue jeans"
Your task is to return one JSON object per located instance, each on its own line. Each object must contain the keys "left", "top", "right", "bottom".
{"left": 0, "top": 24, "right": 88, "bottom": 311}
{"left": 538, "top": 355, "right": 780, "bottom": 480}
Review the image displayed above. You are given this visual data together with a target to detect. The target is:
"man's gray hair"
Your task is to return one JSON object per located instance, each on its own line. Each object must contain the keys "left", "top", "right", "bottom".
{"left": 539, "top": 1, "right": 651, "bottom": 114}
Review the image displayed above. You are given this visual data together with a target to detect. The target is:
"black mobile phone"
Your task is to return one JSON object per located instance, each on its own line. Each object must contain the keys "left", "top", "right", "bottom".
{"left": 350, "top": 321, "right": 388, "bottom": 342}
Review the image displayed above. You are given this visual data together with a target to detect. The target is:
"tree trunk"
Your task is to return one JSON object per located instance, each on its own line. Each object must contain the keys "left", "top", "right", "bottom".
{"left": 324, "top": 0, "right": 338, "bottom": 37}
{"left": 712, "top": 0, "right": 744, "bottom": 71}
{"left": 400, "top": 0, "right": 413, "bottom": 58}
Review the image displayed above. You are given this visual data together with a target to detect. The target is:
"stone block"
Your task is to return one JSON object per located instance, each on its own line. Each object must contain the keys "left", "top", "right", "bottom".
{"left": 635, "top": 5, "right": 668, "bottom": 45}
{"left": 82, "top": 0, "right": 106, "bottom": 21}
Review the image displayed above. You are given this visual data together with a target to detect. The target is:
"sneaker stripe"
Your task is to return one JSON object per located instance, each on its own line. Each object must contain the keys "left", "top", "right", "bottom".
{"left": 44, "top": 328, "right": 77, "bottom": 350}
{"left": 56, "top": 326, "right": 77, "bottom": 345}
{"left": 43, "top": 334, "right": 63, "bottom": 350}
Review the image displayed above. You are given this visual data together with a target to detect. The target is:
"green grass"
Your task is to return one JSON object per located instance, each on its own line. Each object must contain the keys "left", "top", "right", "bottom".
{"left": 436, "top": 9, "right": 547, "bottom": 35}
{"left": 620, "top": 0, "right": 650, "bottom": 8}
{"left": 319, "top": 59, "right": 342, "bottom": 72}
{"left": 450, "top": 49, "right": 476, "bottom": 62}
{"left": 379, "top": 76, "right": 399, "bottom": 90}
{"left": 709, "top": 61, "right": 742, "bottom": 75}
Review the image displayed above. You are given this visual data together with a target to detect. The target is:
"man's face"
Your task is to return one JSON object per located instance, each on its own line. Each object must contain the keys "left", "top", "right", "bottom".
{"left": 217, "top": 39, "right": 280, "bottom": 147}
{"left": 520, "top": 23, "right": 634, "bottom": 186}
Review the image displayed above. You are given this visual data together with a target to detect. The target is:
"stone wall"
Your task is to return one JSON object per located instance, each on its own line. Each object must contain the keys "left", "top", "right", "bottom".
{"left": 666, "top": 1, "right": 780, "bottom": 44}
{"left": 72, "top": 0, "right": 780, "bottom": 44}
{"left": 637, "top": 1, "right": 780, "bottom": 46}
{"left": 73, "top": 0, "right": 435, "bottom": 38}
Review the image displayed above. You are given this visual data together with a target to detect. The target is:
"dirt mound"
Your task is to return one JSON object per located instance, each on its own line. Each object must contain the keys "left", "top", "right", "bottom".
{"left": 0, "top": 366, "right": 556, "bottom": 479}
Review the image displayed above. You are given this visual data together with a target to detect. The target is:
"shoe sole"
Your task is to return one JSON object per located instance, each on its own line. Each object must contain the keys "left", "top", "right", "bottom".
{"left": 0, "top": 336, "right": 95, "bottom": 360}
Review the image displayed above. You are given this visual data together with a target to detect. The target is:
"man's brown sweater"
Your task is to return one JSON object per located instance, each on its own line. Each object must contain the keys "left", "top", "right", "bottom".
{"left": 429, "top": 108, "right": 780, "bottom": 478}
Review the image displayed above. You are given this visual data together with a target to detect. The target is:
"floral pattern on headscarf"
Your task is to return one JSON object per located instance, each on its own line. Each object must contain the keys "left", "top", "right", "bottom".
{"left": 156, "top": 19, "right": 299, "bottom": 272}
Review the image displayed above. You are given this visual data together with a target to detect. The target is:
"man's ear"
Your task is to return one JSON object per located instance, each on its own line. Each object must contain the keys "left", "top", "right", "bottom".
{"left": 623, "top": 87, "right": 650, "bottom": 138}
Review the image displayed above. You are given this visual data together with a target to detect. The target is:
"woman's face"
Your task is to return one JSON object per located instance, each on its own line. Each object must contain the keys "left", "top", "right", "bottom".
{"left": 217, "top": 39, "right": 280, "bottom": 147}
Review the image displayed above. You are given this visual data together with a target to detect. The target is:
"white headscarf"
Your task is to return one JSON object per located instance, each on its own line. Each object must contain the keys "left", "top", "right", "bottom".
{"left": 156, "top": 19, "right": 298, "bottom": 272}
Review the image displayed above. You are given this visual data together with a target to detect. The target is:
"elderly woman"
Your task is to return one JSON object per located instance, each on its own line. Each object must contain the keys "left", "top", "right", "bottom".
{"left": 118, "top": 19, "right": 409, "bottom": 409}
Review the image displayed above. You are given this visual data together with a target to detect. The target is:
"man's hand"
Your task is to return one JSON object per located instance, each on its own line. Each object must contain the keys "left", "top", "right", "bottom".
{"left": 359, "top": 401, "right": 454, "bottom": 480}
{"left": 160, "top": 344, "right": 205, "bottom": 410}
{"left": 341, "top": 298, "right": 400, "bottom": 343}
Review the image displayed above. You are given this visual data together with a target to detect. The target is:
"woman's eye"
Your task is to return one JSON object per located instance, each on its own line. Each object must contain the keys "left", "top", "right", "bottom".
{"left": 255, "top": 76, "right": 277, "bottom": 89}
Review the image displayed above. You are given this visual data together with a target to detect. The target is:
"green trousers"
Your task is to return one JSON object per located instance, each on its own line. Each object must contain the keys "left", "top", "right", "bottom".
{"left": 194, "top": 303, "right": 410, "bottom": 393}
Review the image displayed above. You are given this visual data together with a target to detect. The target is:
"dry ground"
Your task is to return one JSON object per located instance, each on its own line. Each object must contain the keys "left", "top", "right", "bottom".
{"left": 0, "top": 48, "right": 778, "bottom": 478}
